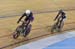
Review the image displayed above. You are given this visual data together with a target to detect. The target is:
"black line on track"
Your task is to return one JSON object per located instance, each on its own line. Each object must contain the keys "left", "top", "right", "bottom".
{"left": 0, "top": 27, "right": 75, "bottom": 49}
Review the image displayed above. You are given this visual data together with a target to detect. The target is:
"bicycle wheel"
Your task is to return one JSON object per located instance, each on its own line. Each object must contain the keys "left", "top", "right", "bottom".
{"left": 13, "top": 25, "right": 22, "bottom": 39}
{"left": 51, "top": 23, "right": 57, "bottom": 33}
{"left": 13, "top": 31, "right": 20, "bottom": 39}
{"left": 23, "top": 24, "right": 32, "bottom": 37}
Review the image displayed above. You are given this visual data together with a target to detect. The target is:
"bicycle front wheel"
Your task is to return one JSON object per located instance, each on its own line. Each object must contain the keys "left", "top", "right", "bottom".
{"left": 13, "top": 31, "right": 20, "bottom": 39}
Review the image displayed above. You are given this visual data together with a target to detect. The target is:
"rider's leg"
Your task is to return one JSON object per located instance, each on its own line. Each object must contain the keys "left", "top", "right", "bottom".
{"left": 59, "top": 19, "right": 63, "bottom": 28}
{"left": 57, "top": 18, "right": 60, "bottom": 27}
{"left": 23, "top": 20, "right": 30, "bottom": 32}
{"left": 26, "top": 20, "right": 30, "bottom": 27}
{"left": 23, "top": 20, "right": 31, "bottom": 37}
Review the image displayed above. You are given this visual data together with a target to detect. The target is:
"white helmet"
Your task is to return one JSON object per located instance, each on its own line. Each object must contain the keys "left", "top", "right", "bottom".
{"left": 25, "top": 10, "right": 31, "bottom": 15}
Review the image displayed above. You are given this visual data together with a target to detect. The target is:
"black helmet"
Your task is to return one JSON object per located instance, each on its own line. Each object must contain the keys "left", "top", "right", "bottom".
{"left": 59, "top": 9, "right": 63, "bottom": 13}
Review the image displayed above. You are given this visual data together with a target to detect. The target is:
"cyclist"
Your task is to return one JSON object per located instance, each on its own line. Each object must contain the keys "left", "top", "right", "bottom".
{"left": 54, "top": 9, "right": 66, "bottom": 28}
{"left": 17, "top": 10, "right": 34, "bottom": 26}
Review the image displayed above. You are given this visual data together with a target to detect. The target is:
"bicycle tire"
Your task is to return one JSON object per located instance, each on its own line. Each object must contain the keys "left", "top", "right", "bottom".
{"left": 51, "top": 23, "right": 57, "bottom": 33}
{"left": 13, "top": 25, "right": 22, "bottom": 39}
{"left": 13, "top": 31, "right": 20, "bottom": 39}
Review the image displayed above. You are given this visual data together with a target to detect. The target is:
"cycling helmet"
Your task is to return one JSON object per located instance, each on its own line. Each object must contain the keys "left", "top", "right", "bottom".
{"left": 25, "top": 10, "right": 31, "bottom": 16}
{"left": 59, "top": 9, "right": 63, "bottom": 12}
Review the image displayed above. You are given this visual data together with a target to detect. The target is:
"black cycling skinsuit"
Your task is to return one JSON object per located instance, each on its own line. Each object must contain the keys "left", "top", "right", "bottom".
{"left": 17, "top": 12, "right": 34, "bottom": 26}
{"left": 54, "top": 10, "right": 66, "bottom": 28}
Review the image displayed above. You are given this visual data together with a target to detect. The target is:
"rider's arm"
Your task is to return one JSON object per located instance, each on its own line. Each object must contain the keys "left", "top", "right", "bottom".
{"left": 54, "top": 12, "right": 60, "bottom": 21}
{"left": 17, "top": 13, "right": 26, "bottom": 23}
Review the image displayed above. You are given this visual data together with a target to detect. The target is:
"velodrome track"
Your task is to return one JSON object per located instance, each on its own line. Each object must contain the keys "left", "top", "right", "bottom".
{"left": 0, "top": 9, "right": 75, "bottom": 49}
{"left": 0, "top": 24, "right": 75, "bottom": 49}
{"left": 0, "top": 7, "right": 75, "bottom": 19}
{"left": 0, "top": 13, "right": 75, "bottom": 49}
{"left": 0, "top": 0, "right": 75, "bottom": 49}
